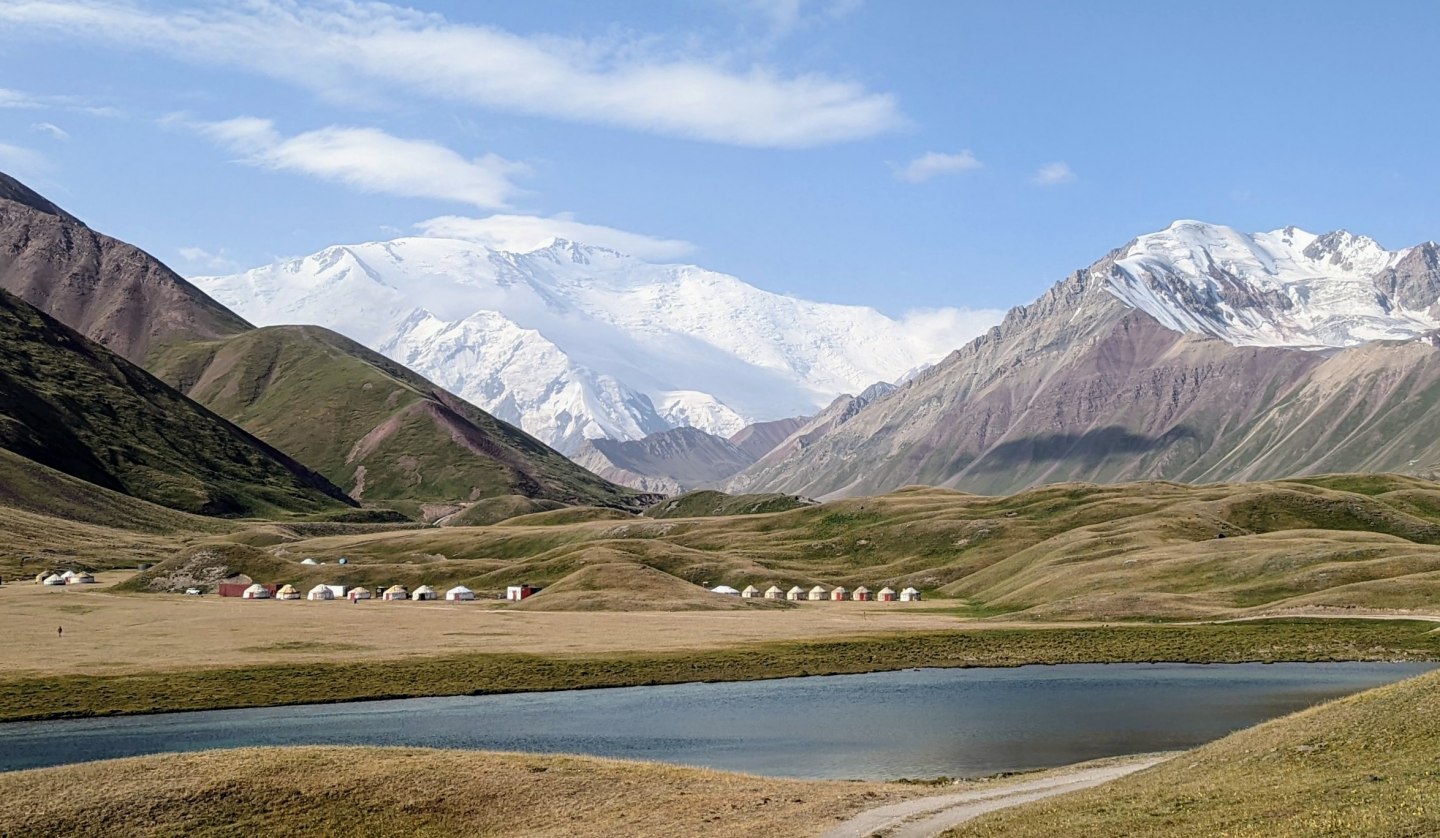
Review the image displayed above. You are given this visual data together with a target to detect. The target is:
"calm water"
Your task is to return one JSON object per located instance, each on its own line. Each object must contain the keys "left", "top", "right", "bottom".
{"left": 1, "top": 662, "right": 1431, "bottom": 779}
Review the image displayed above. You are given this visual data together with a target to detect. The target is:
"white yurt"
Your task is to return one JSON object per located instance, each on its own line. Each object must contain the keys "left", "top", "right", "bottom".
{"left": 299, "top": 558, "right": 318, "bottom": 566}
{"left": 765, "top": 586, "right": 785, "bottom": 600}
{"left": 307, "top": 584, "right": 335, "bottom": 601}
{"left": 741, "top": 585, "right": 761, "bottom": 599}
{"left": 66, "top": 572, "right": 96, "bottom": 585}
{"left": 275, "top": 584, "right": 301, "bottom": 600}
{"left": 877, "top": 587, "right": 897, "bottom": 602}
{"left": 42, "top": 574, "right": 66, "bottom": 586}
{"left": 382, "top": 585, "right": 409, "bottom": 601}
{"left": 412, "top": 585, "right": 438, "bottom": 601}
{"left": 347, "top": 586, "right": 372, "bottom": 602}
{"left": 900, "top": 587, "right": 922, "bottom": 602}
{"left": 830, "top": 586, "right": 849, "bottom": 601}
{"left": 853, "top": 586, "right": 872, "bottom": 601}
{"left": 786, "top": 585, "right": 805, "bottom": 601}
{"left": 241, "top": 583, "right": 271, "bottom": 599}
{"left": 445, "top": 585, "right": 476, "bottom": 601}
{"left": 710, "top": 585, "right": 741, "bottom": 596}
{"left": 807, "top": 585, "right": 828, "bottom": 601}
{"left": 60, "top": 570, "right": 78, "bottom": 581}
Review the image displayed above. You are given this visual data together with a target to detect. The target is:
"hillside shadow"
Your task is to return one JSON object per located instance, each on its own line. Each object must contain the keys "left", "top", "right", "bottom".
{"left": 973, "top": 425, "right": 1200, "bottom": 471}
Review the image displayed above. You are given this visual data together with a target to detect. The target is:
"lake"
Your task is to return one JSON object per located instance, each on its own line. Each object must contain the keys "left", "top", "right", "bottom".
{"left": 1, "top": 662, "right": 1431, "bottom": 779}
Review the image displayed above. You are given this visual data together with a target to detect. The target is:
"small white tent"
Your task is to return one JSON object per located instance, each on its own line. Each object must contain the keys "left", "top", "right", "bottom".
{"left": 412, "top": 585, "right": 438, "bottom": 601}
{"left": 42, "top": 574, "right": 66, "bottom": 586}
{"left": 786, "top": 586, "right": 805, "bottom": 601}
{"left": 382, "top": 585, "right": 409, "bottom": 601}
{"left": 710, "top": 585, "right": 741, "bottom": 596}
{"left": 853, "top": 586, "right": 872, "bottom": 601}
{"left": 307, "top": 584, "right": 335, "bottom": 601}
{"left": 830, "top": 586, "right": 849, "bottom": 601}
{"left": 60, "top": 570, "right": 78, "bottom": 581}
{"left": 67, "top": 572, "right": 96, "bottom": 585}
{"left": 807, "top": 585, "right": 828, "bottom": 601}
{"left": 241, "top": 583, "right": 271, "bottom": 599}
{"left": 900, "top": 587, "right": 922, "bottom": 602}
{"left": 299, "top": 558, "right": 318, "bottom": 566}
{"left": 877, "top": 587, "right": 897, "bottom": 602}
{"left": 765, "top": 586, "right": 784, "bottom": 600}
{"left": 445, "top": 585, "right": 476, "bottom": 601}
{"left": 347, "top": 586, "right": 372, "bottom": 601}
{"left": 275, "top": 584, "right": 301, "bottom": 600}
{"left": 741, "top": 585, "right": 761, "bottom": 598}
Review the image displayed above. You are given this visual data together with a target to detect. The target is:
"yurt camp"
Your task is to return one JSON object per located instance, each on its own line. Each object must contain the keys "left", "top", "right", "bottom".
{"left": 445, "top": 585, "right": 476, "bottom": 601}
{"left": 786, "top": 586, "right": 805, "bottom": 601}
{"left": 241, "top": 583, "right": 271, "bottom": 600}
{"left": 765, "top": 586, "right": 785, "bottom": 600}
{"left": 877, "top": 587, "right": 897, "bottom": 602}
{"left": 853, "top": 586, "right": 872, "bottom": 601}
{"left": 307, "top": 584, "right": 334, "bottom": 601}
{"left": 807, "top": 585, "right": 828, "bottom": 601}
{"left": 741, "top": 585, "right": 761, "bottom": 599}
{"left": 412, "top": 585, "right": 438, "bottom": 601}
{"left": 275, "top": 584, "right": 301, "bottom": 600}
{"left": 830, "top": 586, "right": 848, "bottom": 601}
{"left": 347, "top": 586, "right": 372, "bottom": 602}
{"left": 900, "top": 587, "right": 922, "bottom": 602}
{"left": 382, "top": 585, "right": 409, "bottom": 601}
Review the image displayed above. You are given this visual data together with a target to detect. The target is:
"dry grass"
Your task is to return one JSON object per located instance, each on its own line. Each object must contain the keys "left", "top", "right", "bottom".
{"left": 0, "top": 747, "right": 925, "bottom": 837}
{"left": 948, "top": 667, "right": 1440, "bottom": 837}
{"left": 0, "top": 575, "right": 959, "bottom": 679}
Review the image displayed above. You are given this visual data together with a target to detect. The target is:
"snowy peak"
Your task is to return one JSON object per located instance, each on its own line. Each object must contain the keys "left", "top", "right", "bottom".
{"left": 1106, "top": 220, "right": 1433, "bottom": 349}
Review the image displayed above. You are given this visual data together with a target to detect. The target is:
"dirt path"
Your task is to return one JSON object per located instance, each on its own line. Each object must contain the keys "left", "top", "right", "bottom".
{"left": 819, "top": 754, "right": 1169, "bottom": 838}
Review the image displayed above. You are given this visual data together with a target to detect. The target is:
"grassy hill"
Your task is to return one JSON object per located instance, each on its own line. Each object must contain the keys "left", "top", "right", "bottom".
{"left": 950, "top": 666, "right": 1440, "bottom": 836}
{"left": 115, "top": 474, "right": 1440, "bottom": 617}
{"left": 644, "top": 489, "right": 815, "bottom": 519}
{"left": 0, "top": 747, "right": 921, "bottom": 838}
{"left": 149, "top": 325, "right": 647, "bottom": 509}
{"left": 0, "top": 289, "right": 353, "bottom": 517}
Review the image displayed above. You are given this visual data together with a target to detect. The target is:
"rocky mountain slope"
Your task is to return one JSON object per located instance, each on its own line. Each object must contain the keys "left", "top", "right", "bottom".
{"left": 728, "top": 417, "right": 808, "bottom": 461}
{"left": 572, "top": 426, "right": 758, "bottom": 494}
{"left": 731, "top": 222, "right": 1440, "bottom": 498}
{"left": 193, "top": 237, "right": 990, "bottom": 453}
{"left": 0, "top": 173, "right": 641, "bottom": 510}
{"left": 0, "top": 289, "right": 352, "bottom": 516}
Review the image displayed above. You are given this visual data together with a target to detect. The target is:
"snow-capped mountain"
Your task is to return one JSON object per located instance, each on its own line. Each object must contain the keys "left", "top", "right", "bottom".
{"left": 1106, "top": 221, "right": 1440, "bottom": 349}
{"left": 193, "top": 237, "right": 993, "bottom": 453}
{"left": 729, "top": 220, "right": 1440, "bottom": 499}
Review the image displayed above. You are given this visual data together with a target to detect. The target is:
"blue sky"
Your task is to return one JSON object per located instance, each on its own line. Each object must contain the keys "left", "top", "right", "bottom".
{"left": 1, "top": 0, "right": 1438, "bottom": 320}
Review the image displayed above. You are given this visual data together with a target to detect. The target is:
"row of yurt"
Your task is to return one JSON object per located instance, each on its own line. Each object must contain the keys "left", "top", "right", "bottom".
{"left": 235, "top": 582, "right": 483, "bottom": 602}
{"left": 736, "top": 584, "right": 923, "bottom": 602}
{"left": 36, "top": 570, "right": 96, "bottom": 585}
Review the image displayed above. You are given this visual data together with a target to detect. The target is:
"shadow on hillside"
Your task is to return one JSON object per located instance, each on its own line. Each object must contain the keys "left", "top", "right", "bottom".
{"left": 973, "top": 425, "right": 1200, "bottom": 470}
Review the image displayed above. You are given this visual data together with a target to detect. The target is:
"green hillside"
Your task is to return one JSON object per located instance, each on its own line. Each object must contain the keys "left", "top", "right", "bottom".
{"left": 148, "top": 325, "right": 646, "bottom": 509}
{"left": 0, "top": 290, "right": 352, "bottom": 517}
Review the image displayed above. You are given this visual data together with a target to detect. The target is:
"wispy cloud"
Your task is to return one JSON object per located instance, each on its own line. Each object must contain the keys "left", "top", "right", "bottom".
{"left": 898, "top": 306, "right": 1005, "bottom": 353}
{"left": 1030, "top": 161, "right": 1075, "bottom": 186}
{"left": 31, "top": 122, "right": 69, "bottom": 140}
{"left": 724, "top": 0, "right": 864, "bottom": 39}
{"left": 895, "top": 150, "right": 982, "bottom": 183}
{"left": 0, "top": 142, "right": 48, "bottom": 174}
{"left": 416, "top": 214, "right": 695, "bottom": 260}
{"left": 194, "top": 117, "right": 527, "bottom": 209}
{"left": 0, "top": 1, "right": 904, "bottom": 148}
{"left": 177, "top": 245, "right": 238, "bottom": 272}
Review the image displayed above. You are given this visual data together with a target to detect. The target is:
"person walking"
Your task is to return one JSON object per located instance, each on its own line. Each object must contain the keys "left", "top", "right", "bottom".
{"left": 57, "top": 625, "right": 63, "bottom": 638}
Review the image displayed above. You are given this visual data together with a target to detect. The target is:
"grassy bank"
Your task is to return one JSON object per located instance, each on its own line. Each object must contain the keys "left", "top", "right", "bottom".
{"left": 949, "top": 664, "right": 1440, "bottom": 837}
{"left": 4, "top": 619, "right": 1437, "bottom": 722}
{"left": 0, "top": 746, "right": 921, "bottom": 838}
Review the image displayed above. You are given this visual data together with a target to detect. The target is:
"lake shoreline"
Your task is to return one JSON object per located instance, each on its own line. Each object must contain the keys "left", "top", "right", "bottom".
{"left": 4, "top": 618, "right": 1439, "bottom": 724}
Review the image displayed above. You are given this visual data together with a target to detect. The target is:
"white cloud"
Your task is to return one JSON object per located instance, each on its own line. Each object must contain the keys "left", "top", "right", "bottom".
{"left": 0, "top": 88, "right": 40, "bottom": 108}
{"left": 195, "top": 117, "right": 526, "bottom": 209}
{"left": 726, "top": 0, "right": 863, "bottom": 38}
{"left": 0, "top": 142, "right": 48, "bottom": 173}
{"left": 0, "top": 1, "right": 903, "bottom": 148}
{"left": 898, "top": 306, "right": 1005, "bottom": 353}
{"left": 895, "top": 150, "right": 982, "bottom": 183}
{"left": 177, "top": 246, "right": 237, "bottom": 271}
{"left": 416, "top": 214, "right": 696, "bottom": 261}
{"left": 1030, "top": 161, "right": 1076, "bottom": 186}
{"left": 31, "top": 122, "right": 69, "bottom": 140}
